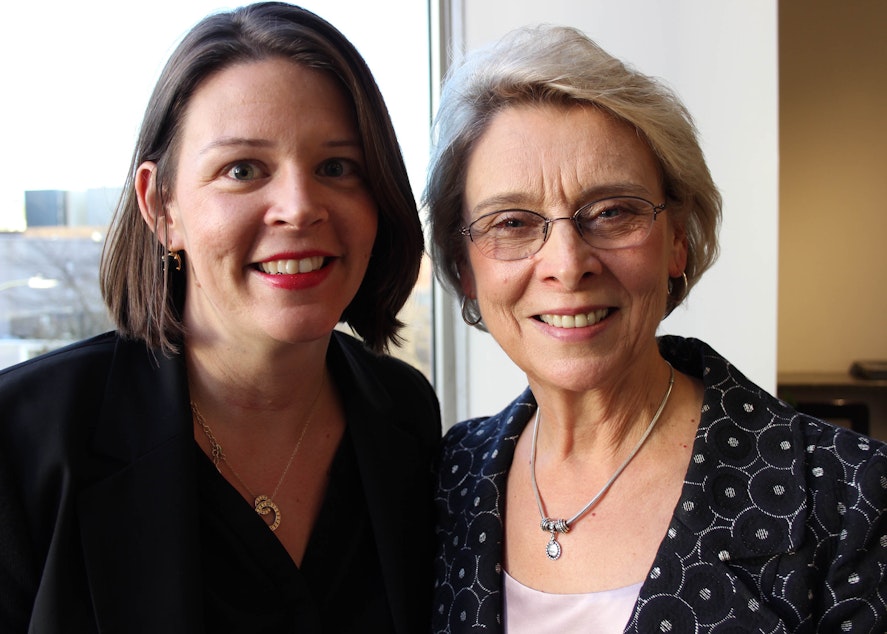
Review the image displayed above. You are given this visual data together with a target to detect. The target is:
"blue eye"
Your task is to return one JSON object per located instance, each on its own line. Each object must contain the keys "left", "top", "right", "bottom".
{"left": 598, "top": 205, "right": 625, "bottom": 219}
{"left": 318, "top": 158, "right": 360, "bottom": 178}
{"left": 227, "top": 162, "right": 259, "bottom": 181}
{"left": 494, "top": 215, "right": 530, "bottom": 229}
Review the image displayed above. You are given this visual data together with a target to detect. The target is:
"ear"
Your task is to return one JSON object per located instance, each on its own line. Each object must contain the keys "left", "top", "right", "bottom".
{"left": 668, "top": 218, "right": 689, "bottom": 278}
{"left": 135, "top": 161, "right": 184, "bottom": 250}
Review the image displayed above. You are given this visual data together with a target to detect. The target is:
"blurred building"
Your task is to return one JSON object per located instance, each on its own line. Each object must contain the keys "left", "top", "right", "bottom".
{"left": 0, "top": 187, "right": 118, "bottom": 368}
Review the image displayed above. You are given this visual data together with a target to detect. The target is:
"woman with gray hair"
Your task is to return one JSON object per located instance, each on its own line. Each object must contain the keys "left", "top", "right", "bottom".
{"left": 427, "top": 25, "right": 886, "bottom": 633}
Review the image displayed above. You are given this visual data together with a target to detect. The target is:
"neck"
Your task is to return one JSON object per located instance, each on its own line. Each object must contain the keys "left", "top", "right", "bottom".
{"left": 185, "top": 332, "right": 331, "bottom": 421}
{"left": 528, "top": 362, "right": 675, "bottom": 560}
{"left": 528, "top": 357, "right": 675, "bottom": 461}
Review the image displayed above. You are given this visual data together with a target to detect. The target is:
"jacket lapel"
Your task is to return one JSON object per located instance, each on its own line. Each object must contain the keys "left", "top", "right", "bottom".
{"left": 76, "top": 339, "right": 203, "bottom": 632}
{"left": 628, "top": 338, "right": 812, "bottom": 632}
{"left": 431, "top": 390, "right": 535, "bottom": 634}
{"left": 331, "top": 335, "right": 428, "bottom": 634}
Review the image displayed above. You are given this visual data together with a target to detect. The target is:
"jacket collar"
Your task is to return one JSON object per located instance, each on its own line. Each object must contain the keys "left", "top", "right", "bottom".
{"left": 78, "top": 337, "right": 204, "bottom": 632}
{"left": 659, "top": 335, "right": 810, "bottom": 561}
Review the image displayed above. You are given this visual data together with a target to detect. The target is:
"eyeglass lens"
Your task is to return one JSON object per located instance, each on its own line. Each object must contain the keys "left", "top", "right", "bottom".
{"left": 466, "top": 196, "right": 662, "bottom": 260}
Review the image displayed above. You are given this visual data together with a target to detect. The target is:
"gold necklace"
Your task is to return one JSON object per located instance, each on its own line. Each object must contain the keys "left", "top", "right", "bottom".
{"left": 530, "top": 362, "right": 674, "bottom": 560}
{"left": 191, "top": 374, "right": 325, "bottom": 532}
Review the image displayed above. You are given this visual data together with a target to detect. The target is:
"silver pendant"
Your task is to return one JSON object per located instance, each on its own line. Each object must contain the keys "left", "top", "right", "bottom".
{"left": 545, "top": 533, "right": 562, "bottom": 560}
{"left": 541, "top": 517, "right": 568, "bottom": 561}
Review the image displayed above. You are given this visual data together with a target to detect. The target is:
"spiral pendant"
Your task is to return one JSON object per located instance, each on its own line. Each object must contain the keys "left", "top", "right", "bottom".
{"left": 254, "top": 495, "right": 281, "bottom": 531}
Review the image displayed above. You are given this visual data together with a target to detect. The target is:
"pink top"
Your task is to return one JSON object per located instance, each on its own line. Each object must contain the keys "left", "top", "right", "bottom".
{"left": 503, "top": 569, "right": 642, "bottom": 633}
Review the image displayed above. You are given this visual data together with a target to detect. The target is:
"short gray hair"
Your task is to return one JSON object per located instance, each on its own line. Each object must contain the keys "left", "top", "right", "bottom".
{"left": 424, "top": 24, "right": 721, "bottom": 315}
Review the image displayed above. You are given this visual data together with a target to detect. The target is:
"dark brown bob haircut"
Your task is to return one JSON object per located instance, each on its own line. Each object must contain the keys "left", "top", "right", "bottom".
{"left": 100, "top": 1, "right": 423, "bottom": 354}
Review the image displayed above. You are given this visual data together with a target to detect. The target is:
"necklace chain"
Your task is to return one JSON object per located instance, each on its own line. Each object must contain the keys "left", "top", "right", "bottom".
{"left": 191, "top": 373, "right": 325, "bottom": 532}
{"left": 530, "top": 362, "right": 675, "bottom": 561}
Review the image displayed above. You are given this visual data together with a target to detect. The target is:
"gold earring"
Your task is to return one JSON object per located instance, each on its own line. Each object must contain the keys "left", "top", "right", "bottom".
{"left": 164, "top": 250, "right": 182, "bottom": 272}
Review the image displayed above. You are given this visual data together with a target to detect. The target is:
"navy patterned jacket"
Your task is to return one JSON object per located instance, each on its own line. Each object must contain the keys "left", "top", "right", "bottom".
{"left": 433, "top": 336, "right": 887, "bottom": 633}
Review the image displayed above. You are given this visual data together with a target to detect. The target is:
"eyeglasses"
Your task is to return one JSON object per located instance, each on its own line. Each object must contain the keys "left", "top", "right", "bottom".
{"left": 460, "top": 196, "right": 667, "bottom": 261}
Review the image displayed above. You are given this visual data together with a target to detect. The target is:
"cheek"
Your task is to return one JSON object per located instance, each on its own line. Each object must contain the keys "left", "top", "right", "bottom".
{"left": 186, "top": 215, "right": 237, "bottom": 254}
{"left": 599, "top": 245, "right": 670, "bottom": 307}
{"left": 624, "top": 261, "right": 666, "bottom": 293}
{"left": 471, "top": 260, "right": 528, "bottom": 309}
{"left": 169, "top": 189, "right": 219, "bottom": 242}
{"left": 617, "top": 253, "right": 671, "bottom": 315}
{"left": 350, "top": 211, "right": 378, "bottom": 257}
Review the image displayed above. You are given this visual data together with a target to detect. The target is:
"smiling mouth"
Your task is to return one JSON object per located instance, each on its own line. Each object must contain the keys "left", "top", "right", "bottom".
{"left": 257, "top": 256, "right": 326, "bottom": 275}
{"left": 537, "top": 308, "right": 612, "bottom": 329}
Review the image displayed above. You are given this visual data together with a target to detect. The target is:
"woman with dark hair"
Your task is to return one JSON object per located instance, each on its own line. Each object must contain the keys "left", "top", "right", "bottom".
{"left": 0, "top": 3, "right": 440, "bottom": 632}
{"left": 426, "top": 24, "right": 886, "bottom": 633}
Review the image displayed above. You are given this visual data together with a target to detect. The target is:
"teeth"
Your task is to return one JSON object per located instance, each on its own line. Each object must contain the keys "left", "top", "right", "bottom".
{"left": 258, "top": 256, "right": 324, "bottom": 275}
{"left": 539, "top": 309, "right": 609, "bottom": 329}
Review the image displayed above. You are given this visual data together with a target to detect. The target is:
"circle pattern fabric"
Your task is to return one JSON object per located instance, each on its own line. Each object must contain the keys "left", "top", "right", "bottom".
{"left": 432, "top": 336, "right": 887, "bottom": 633}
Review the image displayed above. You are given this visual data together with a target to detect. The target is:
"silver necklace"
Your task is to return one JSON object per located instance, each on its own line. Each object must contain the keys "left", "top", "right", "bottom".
{"left": 530, "top": 362, "right": 674, "bottom": 561}
{"left": 191, "top": 374, "right": 325, "bottom": 532}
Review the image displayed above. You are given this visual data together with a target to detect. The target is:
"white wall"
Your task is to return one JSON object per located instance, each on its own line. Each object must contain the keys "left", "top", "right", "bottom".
{"left": 437, "top": 0, "right": 780, "bottom": 425}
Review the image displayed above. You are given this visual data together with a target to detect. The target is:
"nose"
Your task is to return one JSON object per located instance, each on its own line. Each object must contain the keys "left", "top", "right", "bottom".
{"left": 542, "top": 216, "right": 584, "bottom": 244}
{"left": 266, "top": 167, "right": 329, "bottom": 229}
{"left": 536, "top": 216, "right": 601, "bottom": 288}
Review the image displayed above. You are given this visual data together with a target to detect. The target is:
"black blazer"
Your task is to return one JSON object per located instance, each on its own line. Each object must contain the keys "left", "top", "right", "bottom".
{"left": 0, "top": 331, "right": 441, "bottom": 633}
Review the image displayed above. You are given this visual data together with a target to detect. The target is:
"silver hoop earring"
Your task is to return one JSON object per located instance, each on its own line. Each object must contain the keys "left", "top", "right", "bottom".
{"left": 460, "top": 297, "right": 482, "bottom": 326}
{"left": 668, "top": 271, "right": 689, "bottom": 298}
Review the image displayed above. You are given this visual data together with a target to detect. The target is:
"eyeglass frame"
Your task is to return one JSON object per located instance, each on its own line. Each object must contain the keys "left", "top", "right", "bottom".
{"left": 459, "top": 195, "right": 667, "bottom": 261}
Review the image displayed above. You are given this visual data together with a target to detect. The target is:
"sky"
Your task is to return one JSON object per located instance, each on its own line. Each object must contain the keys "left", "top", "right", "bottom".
{"left": 1, "top": 0, "right": 429, "bottom": 231}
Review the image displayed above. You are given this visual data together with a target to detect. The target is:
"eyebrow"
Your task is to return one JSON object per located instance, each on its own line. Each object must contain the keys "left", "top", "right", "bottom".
{"left": 470, "top": 182, "right": 660, "bottom": 216}
{"left": 198, "top": 136, "right": 363, "bottom": 156}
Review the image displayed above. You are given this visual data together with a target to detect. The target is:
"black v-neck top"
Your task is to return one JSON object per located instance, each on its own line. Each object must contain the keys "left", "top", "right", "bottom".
{"left": 194, "top": 426, "right": 395, "bottom": 633}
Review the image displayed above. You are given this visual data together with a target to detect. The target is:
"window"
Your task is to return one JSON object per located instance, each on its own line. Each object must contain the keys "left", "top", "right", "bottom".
{"left": 0, "top": 1, "right": 433, "bottom": 379}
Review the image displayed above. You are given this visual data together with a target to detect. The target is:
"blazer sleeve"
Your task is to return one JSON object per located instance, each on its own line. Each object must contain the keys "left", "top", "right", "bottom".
{"left": 0, "top": 440, "right": 38, "bottom": 632}
{"left": 811, "top": 429, "right": 887, "bottom": 630}
{"left": 0, "top": 333, "right": 127, "bottom": 631}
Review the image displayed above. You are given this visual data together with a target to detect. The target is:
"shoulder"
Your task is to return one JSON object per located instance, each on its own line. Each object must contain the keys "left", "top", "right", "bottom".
{"left": 655, "top": 339, "right": 886, "bottom": 624}
{"left": 0, "top": 331, "right": 119, "bottom": 383}
{"left": 333, "top": 330, "right": 432, "bottom": 389}
{"left": 438, "top": 388, "right": 536, "bottom": 484}
{"left": 0, "top": 333, "right": 125, "bottom": 541}
{"left": 0, "top": 332, "right": 125, "bottom": 417}
{"left": 665, "top": 335, "right": 886, "bottom": 541}
{"left": 658, "top": 334, "right": 749, "bottom": 386}
{"left": 663, "top": 334, "right": 887, "bottom": 466}
{"left": 0, "top": 332, "right": 167, "bottom": 450}
{"left": 798, "top": 413, "right": 887, "bottom": 496}
{"left": 443, "top": 389, "right": 535, "bottom": 449}
{"left": 331, "top": 330, "right": 441, "bottom": 443}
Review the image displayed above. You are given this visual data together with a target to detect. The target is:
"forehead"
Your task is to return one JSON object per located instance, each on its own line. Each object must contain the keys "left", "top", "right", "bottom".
{"left": 464, "top": 103, "right": 662, "bottom": 211}
{"left": 179, "top": 57, "right": 356, "bottom": 142}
